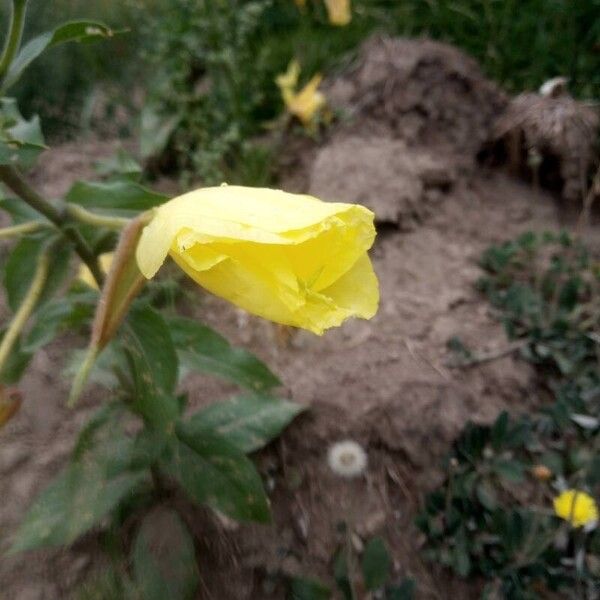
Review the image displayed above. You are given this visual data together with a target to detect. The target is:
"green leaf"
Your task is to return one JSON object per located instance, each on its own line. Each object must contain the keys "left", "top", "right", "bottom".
{"left": 3, "top": 235, "right": 71, "bottom": 312}
{"left": 288, "top": 577, "right": 331, "bottom": 600}
{"left": 132, "top": 508, "right": 199, "bottom": 600}
{"left": 123, "top": 304, "right": 179, "bottom": 429}
{"left": 140, "top": 103, "right": 181, "bottom": 158}
{"left": 386, "top": 578, "right": 416, "bottom": 600}
{"left": 0, "top": 98, "right": 47, "bottom": 167}
{"left": 164, "top": 425, "right": 270, "bottom": 523}
{"left": 362, "top": 537, "right": 391, "bottom": 591}
{"left": 3, "top": 21, "right": 118, "bottom": 91}
{"left": 476, "top": 480, "right": 498, "bottom": 511}
{"left": 11, "top": 419, "right": 146, "bottom": 552}
{"left": 493, "top": 459, "right": 525, "bottom": 483}
{"left": 333, "top": 549, "right": 353, "bottom": 600}
{"left": 185, "top": 394, "right": 304, "bottom": 454}
{"left": 65, "top": 180, "right": 167, "bottom": 215}
{"left": 95, "top": 149, "right": 142, "bottom": 181}
{"left": 0, "top": 329, "right": 32, "bottom": 384}
{"left": 24, "top": 290, "right": 95, "bottom": 352}
{"left": 168, "top": 316, "right": 280, "bottom": 391}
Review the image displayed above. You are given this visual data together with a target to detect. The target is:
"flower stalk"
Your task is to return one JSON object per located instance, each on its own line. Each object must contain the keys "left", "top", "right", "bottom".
{"left": 65, "top": 203, "right": 130, "bottom": 230}
{"left": 0, "top": 164, "right": 105, "bottom": 287}
{"left": 0, "top": 243, "right": 49, "bottom": 377}
{"left": 0, "top": 0, "right": 28, "bottom": 83}
{"left": 0, "top": 220, "right": 45, "bottom": 238}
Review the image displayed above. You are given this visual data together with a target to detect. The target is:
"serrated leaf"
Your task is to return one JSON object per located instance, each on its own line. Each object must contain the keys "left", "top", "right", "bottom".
{"left": 11, "top": 420, "right": 146, "bottom": 552}
{"left": 165, "top": 425, "right": 270, "bottom": 523}
{"left": 288, "top": 577, "right": 331, "bottom": 600}
{"left": 168, "top": 316, "right": 280, "bottom": 391}
{"left": 65, "top": 180, "right": 167, "bottom": 215}
{"left": 185, "top": 395, "right": 304, "bottom": 454}
{"left": 132, "top": 508, "right": 199, "bottom": 600}
{"left": 3, "top": 21, "right": 118, "bottom": 91}
{"left": 362, "top": 537, "right": 390, "bottom": 591}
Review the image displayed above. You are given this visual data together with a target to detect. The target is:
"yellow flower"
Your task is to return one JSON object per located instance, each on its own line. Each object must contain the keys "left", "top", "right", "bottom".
{"left": 276, "top": 60, "right": 326, "bottom": 128}
{"left": 553, "top": 489, "right": 598, "bottom": 528}
{"left": 78, "top": 253, "right": 114, "bottom": 289}
{"left": 135, "top": 185, "right": 379, "bottom": 335}
{"left": 325, "top": 0, "right": 351, "bottom": 26}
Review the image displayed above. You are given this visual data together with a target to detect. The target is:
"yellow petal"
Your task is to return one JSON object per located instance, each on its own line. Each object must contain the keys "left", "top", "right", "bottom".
{"left": 288, "top": 74, "right": 326, "bottom": 126}
{"left": 136, "top": 186, "right": 378, "bottom": 334}
{"left": 276, "top": 59, "right": 301, "bottom": 105}
{"left": 325, "top": 0, "right": 351, "bottom": 26}
{"left": 553, "top": 489, "right": 599, "bottom": 528}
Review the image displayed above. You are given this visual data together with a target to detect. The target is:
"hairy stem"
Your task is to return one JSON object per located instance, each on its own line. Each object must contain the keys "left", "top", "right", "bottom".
{"left": 0, "top": 220, "right": 45, "bottom": 238}
{"left": 0, "top": 243, "right": 49, "bottom": 375}
{"left": 0, "top": 164, "right": 105, "bottom": 286}
{"left": 0, "top": 0, "right": 28, "bottom": 82}
{"left": 65, "top": 203, "right": 130, "bottom": 230}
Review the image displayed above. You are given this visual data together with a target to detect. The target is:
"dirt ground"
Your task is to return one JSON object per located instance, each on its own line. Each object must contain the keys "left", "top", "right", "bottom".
{"left": 0, "top": 37, "right": 595, "bottom": 599}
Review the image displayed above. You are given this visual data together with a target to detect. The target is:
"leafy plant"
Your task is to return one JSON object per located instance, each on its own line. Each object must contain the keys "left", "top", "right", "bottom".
{"left": 421, "top": 232, "right": 600, "bottom": 599}
{"left": 0, "top": 3, "right": 304, "bottom": 597}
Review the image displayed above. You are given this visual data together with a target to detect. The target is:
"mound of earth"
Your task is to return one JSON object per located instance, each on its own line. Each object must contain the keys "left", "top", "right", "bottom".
{"left": 0, "top": 36, "right": 586, "bottom": 600}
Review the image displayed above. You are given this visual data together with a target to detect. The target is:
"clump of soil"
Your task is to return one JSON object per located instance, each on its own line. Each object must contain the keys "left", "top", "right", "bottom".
{"left": 0, "top": 36, "right": 587, "bottom": 600}
{"left": 490, "top": 92, "right": 599, "bottom": 202}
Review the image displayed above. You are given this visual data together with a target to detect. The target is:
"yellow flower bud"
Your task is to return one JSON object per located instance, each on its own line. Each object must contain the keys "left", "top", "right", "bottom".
{"left": 135, "top": 186, "right": 379, "bottom": 335}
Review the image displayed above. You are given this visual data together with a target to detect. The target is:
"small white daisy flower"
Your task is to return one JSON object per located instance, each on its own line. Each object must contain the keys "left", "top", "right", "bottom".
{"left": 327, "top": 440, "right": 368, "bottom": 478}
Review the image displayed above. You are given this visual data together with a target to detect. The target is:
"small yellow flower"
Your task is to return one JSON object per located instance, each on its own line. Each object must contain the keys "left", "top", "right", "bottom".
{"left": 78, "top": 253, "right": 114, "bottom": 289}
{"left": 276, "top": 60, "right": 326, "bottom": 129}
{"left": 324, "top": 0, "right": 351, "bottom": 26}
{"left": 553, "top": 489, "right": 598, "bottom": 528}
{"left": 135, "top": 185, "right": 379, "bottom": 335}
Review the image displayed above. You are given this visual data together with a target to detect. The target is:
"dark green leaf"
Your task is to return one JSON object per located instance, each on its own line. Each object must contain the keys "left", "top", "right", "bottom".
{"left": 123, "top": 304, "right": 179, "bottom": 429}
{"left": 0, "top": 98, "right": 46, "bottom": 167}
{"left": 3, "top": 21, "right": 118, "bottom": 91}
{"left": 65, "top": 180, "right": 167, "bottom": 215}
{"left": 0, "top": 197, "right": 43, "bottom": 223}
{"left": 333, "top": 549, "right": 353, "bottom": 600}
{"left": 11, "top": 420, "right": 146, "bottom": 552}
{"left": 476, "top": 480, "right": 498, "bottom": 511}
{"left": 362, "top": 537, "right": 391, "bottom": 591}
{"left": 185, "top": 394, "right": 304, "bottom": 454}
{"left": 493, "top": 459, "right": 525, "bottom": 483}
{"left": 132, "top": 508, "right": 199, "bottom": 600}
{"left": 168, "top": 316, "right": 280, "bottom": 391}
{"left": 164, "top": 425, "right": 270, "bottom": 523}
{"left": 288, "top": 577, "right": 331, "bottom": 600}
{"left": 386, "top": 578, "right": 416, "bottom": 600}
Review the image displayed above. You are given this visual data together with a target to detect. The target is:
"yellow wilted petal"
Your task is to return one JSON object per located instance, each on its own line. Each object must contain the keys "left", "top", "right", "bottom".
{"left": 553, "top": 489, "right": 598, "bottom": 528}
{"left": 288, "top": 74, "right": 326, "bottom": 126}
{"left": 78, "top": 253, "right": 114, "bottom": 289}
{"left": 276, "top": 59, "right": 301, "bottom": 105}
{"left": 325, "top": 0, "right": 351, "bottom": 26}
{"left": 136, "top": 186, "right": 378, "bottom": 335}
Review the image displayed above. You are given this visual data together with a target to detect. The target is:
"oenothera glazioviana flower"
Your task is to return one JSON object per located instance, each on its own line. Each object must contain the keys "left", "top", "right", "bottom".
{"left": 135, "top": 186, "right": 379, "bottom": 335}
{"left": 553, "top": 489, "right": 598, "bottom": 529}
{"left": 276, "top": 60, "right": 326, "bottom": 129}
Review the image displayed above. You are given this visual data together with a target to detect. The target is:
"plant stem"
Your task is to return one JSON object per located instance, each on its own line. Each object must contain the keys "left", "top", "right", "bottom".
{"left": 0, "top": 220, "right": 44, "bottom": 238}
{"left": 0, "top": 0, "right": 28, "bottom": 82}
{"left": 65, "top": 203, "right": 130, "bottom": 230}
{"left": 0, "top": 164, "right": 105, "bottom": 286}
{"left": 0, "top": 243, "right": 49, "bottom": 375}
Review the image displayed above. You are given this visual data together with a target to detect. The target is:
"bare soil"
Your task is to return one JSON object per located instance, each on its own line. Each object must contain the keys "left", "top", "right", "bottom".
{"left": 1, "top": 37, "right": 593, "bottom": 599}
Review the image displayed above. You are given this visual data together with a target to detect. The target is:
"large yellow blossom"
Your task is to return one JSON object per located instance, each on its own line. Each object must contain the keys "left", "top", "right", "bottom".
{"left": 553, "top": 489, "right": 598, "bottom": 528}
{"left": 135, "top": 186, "right": 379, "bottom": 335}
{"left": 325, "top": 0, "right": 351, "bottom": 26}
{"left": 276, "top": 60, "right": 326, "bottom": 128}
